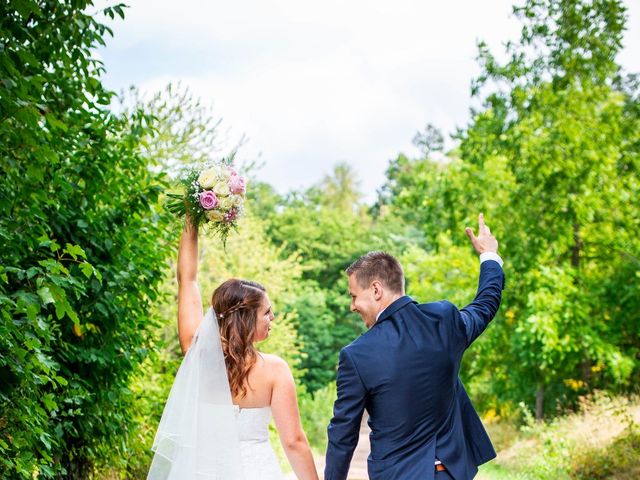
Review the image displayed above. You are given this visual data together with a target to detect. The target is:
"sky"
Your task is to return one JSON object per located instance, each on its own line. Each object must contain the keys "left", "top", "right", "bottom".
{"left": 94, "top": 0, "right": 640, "bottom": 202}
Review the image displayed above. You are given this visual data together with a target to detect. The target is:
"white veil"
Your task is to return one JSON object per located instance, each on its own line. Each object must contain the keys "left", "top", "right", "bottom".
{"left": 148, "top": 308, "right": 244, "bottom": 479}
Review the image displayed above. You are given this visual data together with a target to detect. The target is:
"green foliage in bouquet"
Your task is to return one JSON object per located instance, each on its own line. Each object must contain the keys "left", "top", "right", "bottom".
{"left": 166, "top": 168, "right": 205, "bottom": 218}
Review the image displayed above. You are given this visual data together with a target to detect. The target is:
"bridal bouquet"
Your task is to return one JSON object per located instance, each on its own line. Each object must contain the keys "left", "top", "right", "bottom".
{"left": 167, "top": 160, "right": 247, "bottom": 243}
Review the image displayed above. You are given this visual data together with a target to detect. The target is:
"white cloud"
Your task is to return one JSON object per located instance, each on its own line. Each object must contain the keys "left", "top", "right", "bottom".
{"left": 95, "top": 0, "right": 640, "bottom": 201}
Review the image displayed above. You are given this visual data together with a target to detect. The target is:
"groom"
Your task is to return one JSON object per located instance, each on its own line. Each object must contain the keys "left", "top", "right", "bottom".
{"left": 325, "top": 214, "right": 504, "bottom": 480}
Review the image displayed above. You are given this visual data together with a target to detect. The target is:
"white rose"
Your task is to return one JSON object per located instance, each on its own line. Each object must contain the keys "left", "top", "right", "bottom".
{"left": 212, "top": 181, "right": 230, "bottom": 197}
{"left": 217, "top": 165, "right": 232, "bottom": 181}
{"left": 229, "top": 194, "right": 243, "bottom": 208}
{"left": 218, "top": 195, "right": 236, "bottom": 210}
{"left": 205, "top": 209, "right": 224, "bottom": 222}
{"left": 198, "top": 168, "right": 218, "bottom": 189}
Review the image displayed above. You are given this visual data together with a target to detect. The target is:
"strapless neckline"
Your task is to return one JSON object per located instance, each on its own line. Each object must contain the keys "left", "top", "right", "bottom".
{"left": 233, "top": 405, "right": 271, "bottom": 413}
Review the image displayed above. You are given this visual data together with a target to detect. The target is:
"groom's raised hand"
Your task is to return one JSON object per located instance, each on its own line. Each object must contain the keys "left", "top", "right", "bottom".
{"left": 465, "top": 213, "right": 498, "bottom": 255}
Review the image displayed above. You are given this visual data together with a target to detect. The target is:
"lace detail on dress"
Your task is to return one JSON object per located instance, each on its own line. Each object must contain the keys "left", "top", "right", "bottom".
{"left": 235, "top": 406, "right": 284, "bottom": 480}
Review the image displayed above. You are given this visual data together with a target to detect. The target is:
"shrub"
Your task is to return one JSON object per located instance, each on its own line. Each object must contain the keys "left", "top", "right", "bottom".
{"left": 1, "top": 1, "right": 173, "bottom": 476}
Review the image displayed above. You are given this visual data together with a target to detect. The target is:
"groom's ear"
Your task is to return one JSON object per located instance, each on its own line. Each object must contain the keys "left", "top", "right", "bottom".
{"left": 372, "top": 280, "right": 384, "bottom": 300}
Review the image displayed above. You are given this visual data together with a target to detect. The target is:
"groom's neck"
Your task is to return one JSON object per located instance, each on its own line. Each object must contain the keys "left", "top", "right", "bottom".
{"left": 376, "top": 293, "right": 404, "bottom": 317}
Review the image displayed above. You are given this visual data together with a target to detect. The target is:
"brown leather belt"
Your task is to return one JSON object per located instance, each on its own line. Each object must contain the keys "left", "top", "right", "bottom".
{"left": 435, "top": 463, "right": 447, "bottom": 472}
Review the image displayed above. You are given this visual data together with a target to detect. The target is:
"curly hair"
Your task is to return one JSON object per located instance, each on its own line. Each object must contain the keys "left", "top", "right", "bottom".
{"left": 211, "top": 278, "right": 266, "bottom": 398}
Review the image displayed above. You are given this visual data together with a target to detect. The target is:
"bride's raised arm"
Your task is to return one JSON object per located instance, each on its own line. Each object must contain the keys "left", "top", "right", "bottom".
{"left": 177, "top": 220, "right": 204, "bottom": 354}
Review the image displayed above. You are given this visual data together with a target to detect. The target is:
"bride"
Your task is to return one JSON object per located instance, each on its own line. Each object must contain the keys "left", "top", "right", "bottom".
{"left": 148, "top": 222, "right": 319, "bottom": 480}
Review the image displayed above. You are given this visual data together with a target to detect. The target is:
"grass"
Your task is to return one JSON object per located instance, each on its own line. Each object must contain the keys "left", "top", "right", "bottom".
{"left": 571, "top": 427, "right": 640, "bottom": 480}
{"left": 477, "top": 394, "right": 640, "bottom": 480}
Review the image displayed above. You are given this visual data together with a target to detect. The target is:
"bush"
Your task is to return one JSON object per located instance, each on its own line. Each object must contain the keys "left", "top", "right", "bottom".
{"left": 0, "top": 1, "right": 173, "bottom": 477}
{"left": 572, "top": 428, "right": 640, "bottom": 480}
{"left": 478, "top": 395, "right": 640, "bottom": 480}
{"left": 299, "top": 382, "right": 337, "bottom": 453}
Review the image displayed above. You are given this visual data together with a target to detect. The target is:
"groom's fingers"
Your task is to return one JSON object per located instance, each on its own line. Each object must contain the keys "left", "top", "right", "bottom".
{"left": 479, "top": 212, "right": 493, "bottom": 236}
{"left": 465, "top": 226, "right": 476, "bottom": 244}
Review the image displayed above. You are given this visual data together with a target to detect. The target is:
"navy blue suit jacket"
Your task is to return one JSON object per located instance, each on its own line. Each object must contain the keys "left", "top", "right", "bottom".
{"left": 325, "top": 259, "right": 505, "bottom": 480}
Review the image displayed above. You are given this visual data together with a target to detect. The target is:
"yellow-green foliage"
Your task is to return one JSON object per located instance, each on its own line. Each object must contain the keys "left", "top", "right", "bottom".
{"left": 401, "top": 233, "right": 478, "bottom": 306}
{"left": 477, "top": 395, "right": 640, "bottom": 480}
{"left": 299, "top": 382, "right": 338, "bottom": 453}
{"left": 572, "top": 427, "right": 640, "bottom": 480}
{"left": 198, "top": 212, "right": 305, "bottom": 370}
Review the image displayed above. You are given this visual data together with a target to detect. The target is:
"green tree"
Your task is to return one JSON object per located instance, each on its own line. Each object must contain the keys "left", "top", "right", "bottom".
{"left": 1, "top": 1, "right": 173, "bottom": 477}
{"left": 122, "top": 82, "right": 240, "bottom": 174}
{"left": 380, "top": 0, "right": 639, "bottom": 419}
{"left": 261, "top": 165, "right": 371, "bottom": 392}
{"left": 253, "top": 163, "right": 423, "bottom": 393}
{"left": 412, "top": 123, "right": 445, "bottom": 157}
{"left": 465, "top": 0, "right": 638, "bottom": 419}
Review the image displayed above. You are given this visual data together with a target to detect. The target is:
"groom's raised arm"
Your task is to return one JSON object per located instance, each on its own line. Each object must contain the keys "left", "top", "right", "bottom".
{"left": 325, "top": 347, "right": 366, "bottom": 480}
{"left": 455, "top": 256, "right": 504, "bottom": 348}
{"left": 455, "top": 213, "right": 505, "bottom": 348}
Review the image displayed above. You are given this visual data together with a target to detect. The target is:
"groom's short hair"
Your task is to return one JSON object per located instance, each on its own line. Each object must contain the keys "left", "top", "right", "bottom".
{"left": 346, "top": 251, "right": 405, "bottom": 294}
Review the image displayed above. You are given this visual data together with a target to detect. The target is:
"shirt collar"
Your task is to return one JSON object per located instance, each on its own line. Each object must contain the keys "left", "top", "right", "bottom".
{"left": 373, "top": 296, "right": 416, "bottom": 325}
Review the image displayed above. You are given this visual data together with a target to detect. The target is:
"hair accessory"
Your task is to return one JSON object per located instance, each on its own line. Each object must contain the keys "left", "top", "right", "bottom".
{"left": 217, "top": 303, "right": 246, "bottom": 320}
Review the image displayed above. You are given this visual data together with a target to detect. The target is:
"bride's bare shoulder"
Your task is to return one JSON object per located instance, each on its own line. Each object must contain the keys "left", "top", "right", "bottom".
{"left": 259, "top": 352, "right": 289, "bottom": 366}
{"left": 258, "top": 353, "right": 292, "bottom": 376}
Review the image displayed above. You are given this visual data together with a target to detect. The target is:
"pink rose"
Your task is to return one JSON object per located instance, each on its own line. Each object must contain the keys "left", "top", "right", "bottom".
{"left": 199, "top": 191, "right": 219, "bottom": 210}
{"left": 228, "top": 174, "right": 246, "bottom": 195}
{"left": 227, "top": 166, "right": 237, "bottom": 176}
{"left": 224, "top": 207, "right": 238, "bottom": 223}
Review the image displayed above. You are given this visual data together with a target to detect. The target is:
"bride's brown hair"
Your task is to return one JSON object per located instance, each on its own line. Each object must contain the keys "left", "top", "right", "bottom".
{"left": 211, "top": 278, "right": 266, "bottom": 398}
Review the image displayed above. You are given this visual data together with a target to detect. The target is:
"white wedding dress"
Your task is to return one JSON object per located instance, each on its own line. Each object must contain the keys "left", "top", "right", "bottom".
{"left": 236, "top": 406, "right": 285, "bottom": 479}
{"left": 148, "top": 309, "right": 286, "bottom": 480}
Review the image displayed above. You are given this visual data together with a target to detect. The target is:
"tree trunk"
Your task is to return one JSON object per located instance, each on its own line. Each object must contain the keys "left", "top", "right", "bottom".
{"left": 572, "top": 222, "right": 582, "bottom": 268}
{"left": 535, "top": 384, "right": 545, "bottom": 421}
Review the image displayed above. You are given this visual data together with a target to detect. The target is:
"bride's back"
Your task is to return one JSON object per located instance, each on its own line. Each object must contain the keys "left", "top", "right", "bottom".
{"left": 232, "top": 352, "right": 279, "bottom": 408}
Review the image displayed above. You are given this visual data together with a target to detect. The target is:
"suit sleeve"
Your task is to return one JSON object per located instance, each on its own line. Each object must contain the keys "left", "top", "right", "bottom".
{"left": 453, "top": 259, "right": 505, "bottom": 349}
{"left": 324, "top": 348, "right": 366, "bottom": 480}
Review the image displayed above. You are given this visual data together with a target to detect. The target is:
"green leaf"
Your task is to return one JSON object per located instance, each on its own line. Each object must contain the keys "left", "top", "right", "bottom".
{"left": 26, "top": 266, "right": 40, "bottom": 279}
{"left": 41, "top": 394, "right": 57, "bottom": 412}
{"left": 93, "top": 268, "right": 103, "bottom": 282}
{"left": 0, "top": 295, "right": 15, "bottom": 308}
{"left": 37, "top": 286, "right": 54, "bottom": 305}
{"left": 65, "top": 303, "right": 79, "bottom": 324}
{"left": 45, "top": 113, "right": 69, "bottom": 132}
{"left": 50, "top": 239, "right": 61, "bottom": 252}
{"left": 64, "top": 243, "right": 87, "bottom": 260}
{"left": 79, "top": 262, "right": 93, "bottom": 278}
{"left": 26, "top": 163, "right": 44, "bottom": 183}
{"left": 11, "top": 0, "right": 42, "bottom": 19}
{"left": 36, "top": 352, "right": 58, "bottom": 371}
{"left": 95, "top": 302, "right": 108, "bottom": 316}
